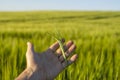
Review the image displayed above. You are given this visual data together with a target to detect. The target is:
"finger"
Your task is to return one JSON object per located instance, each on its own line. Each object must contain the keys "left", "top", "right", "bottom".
{"left": 49, "top": 39, "right": 65, "bottom": 52}
{"left": 62, "top": 54, "right": 78, "bottom": 68}
{"left": 27, "top": 42, "right": 34, "bottom": 53}
{"left": 59, "top": 44, "right": 76, "bottom": 62}
{"left": 56, "top": 40, "right": 73, "bottom": 56}
{"left": 67, "top": 54, "right": 78, "bottom": 65}
{"left": 26, "top": 42, "right": 35, "bottom": 67}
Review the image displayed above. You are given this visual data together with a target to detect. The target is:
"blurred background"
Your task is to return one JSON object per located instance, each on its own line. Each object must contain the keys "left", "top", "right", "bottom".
{"left": 0, "top": 0, "right": 120, "bottom": 80}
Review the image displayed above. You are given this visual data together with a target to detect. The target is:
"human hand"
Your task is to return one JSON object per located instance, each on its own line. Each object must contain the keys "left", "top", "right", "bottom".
{"left": 16, "top": 39, "right": 77, "bottom": 80}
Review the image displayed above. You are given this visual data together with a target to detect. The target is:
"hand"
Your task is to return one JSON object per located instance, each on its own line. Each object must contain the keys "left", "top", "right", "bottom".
{"left": 16, "top": 39, "right": 77, "bottom": 80}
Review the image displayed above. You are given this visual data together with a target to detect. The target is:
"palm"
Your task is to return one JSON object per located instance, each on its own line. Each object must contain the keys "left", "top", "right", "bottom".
{"left": 26, "top": 40, "right": 77, "bottom": 79}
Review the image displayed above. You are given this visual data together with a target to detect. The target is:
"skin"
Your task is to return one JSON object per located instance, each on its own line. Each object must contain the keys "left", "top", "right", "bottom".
{"left": 15, "top": 40, "right": 77, "bottom": 80}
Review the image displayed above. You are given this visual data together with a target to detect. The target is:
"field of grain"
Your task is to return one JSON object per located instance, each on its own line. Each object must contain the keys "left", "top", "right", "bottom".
{"left": 0, "top": 11, "right": 120, "bottom": 80}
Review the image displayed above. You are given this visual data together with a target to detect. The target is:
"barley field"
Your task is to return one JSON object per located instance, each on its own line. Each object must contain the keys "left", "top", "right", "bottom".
{"left": 0, "top": 11, "right": 120, "bottom": 80}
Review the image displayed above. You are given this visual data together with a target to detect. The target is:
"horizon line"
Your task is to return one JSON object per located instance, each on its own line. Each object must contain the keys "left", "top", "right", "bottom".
{"left": 0, "top": 10, "right": 120, "bottom": 12}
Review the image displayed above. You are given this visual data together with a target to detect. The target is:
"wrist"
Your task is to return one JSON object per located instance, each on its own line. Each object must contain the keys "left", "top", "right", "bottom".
{"left": 15, "top": 68, "right": 34, "bottom": 80}
{"left": 15, "top": 67, "right": 47, "bottom": 80}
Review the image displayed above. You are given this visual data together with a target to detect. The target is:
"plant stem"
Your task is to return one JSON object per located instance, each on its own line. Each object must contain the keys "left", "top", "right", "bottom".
{"left": 55, "top": 39, "right": 67, "bottom": 61}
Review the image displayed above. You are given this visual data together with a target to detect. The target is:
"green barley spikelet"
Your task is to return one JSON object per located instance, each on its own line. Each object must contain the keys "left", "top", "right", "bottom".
{"left": 47, "top": 31, "right": 67, "bottom": 61}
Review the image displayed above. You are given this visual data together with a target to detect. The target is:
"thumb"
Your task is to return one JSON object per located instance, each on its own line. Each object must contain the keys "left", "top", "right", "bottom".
{"left": 27, "top": 42, "right": 34, "bottom": 53}
{"left": 26, "top": 42, "right": 35, "bottom": 67}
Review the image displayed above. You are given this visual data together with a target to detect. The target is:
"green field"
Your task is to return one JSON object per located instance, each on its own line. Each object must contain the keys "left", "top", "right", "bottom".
{"left": 0, "top": 11, "right": 120, "bottom": 80}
